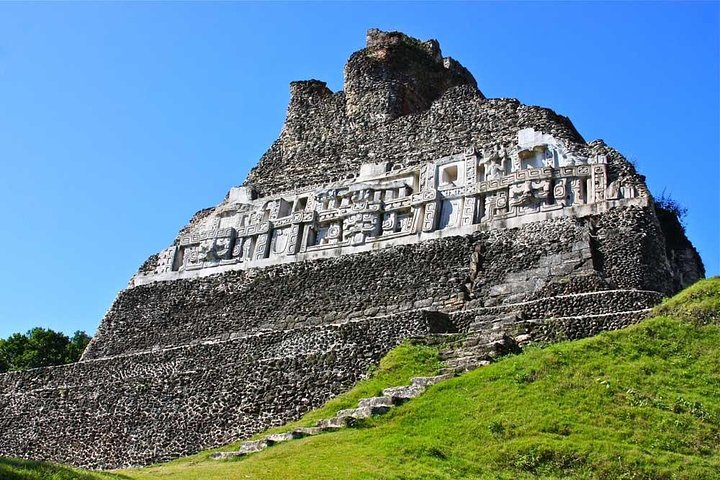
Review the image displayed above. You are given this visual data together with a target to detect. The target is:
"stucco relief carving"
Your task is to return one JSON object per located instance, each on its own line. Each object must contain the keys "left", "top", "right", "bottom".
{"left": 606, "top": 179, "right": 637, "bottom": 201}
{"left": 509, "top": 179, "right": 551, "bottom": 214}
{"left": 178, "top": 228, "right": 237, "bottom": 270}
{"left": 135, "top": 128, "right": 645, "bottom": 281}
{"left": 154, "top": 247, "right": 177, "bottom": 274}
{"left": 270, "top": 228, "right": 289, "bottom": 255}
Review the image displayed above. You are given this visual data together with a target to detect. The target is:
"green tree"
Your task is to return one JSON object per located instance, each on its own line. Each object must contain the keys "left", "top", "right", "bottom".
{"left": 0, "top": 332, "right": 31, "bottom": 371}
{"left": 0, "top": 328, "right": 91, "bottom": 372}
{"left": 0, "top": 347, "right": 8, "bottom": 373}
{"left": 67, "top": 330, "right": 92, "bottom": 362}
{"left": 14, "top": 328, "right": 69, "bottom": 370}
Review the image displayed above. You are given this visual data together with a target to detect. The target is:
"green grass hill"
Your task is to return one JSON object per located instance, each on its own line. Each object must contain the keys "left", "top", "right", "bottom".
{"left": 2, "top": 277, "right": 719, "bottom": 479}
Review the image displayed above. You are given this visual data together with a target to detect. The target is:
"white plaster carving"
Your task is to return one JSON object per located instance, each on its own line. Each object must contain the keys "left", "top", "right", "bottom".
{"left": 270, "top": 228, "right": 289, "bottom": 255}
{"left": 154, "top": 247, "right": 177, "bottom": 274}
{"left": 132, "top": 130, "right": 647, "bottom": 285}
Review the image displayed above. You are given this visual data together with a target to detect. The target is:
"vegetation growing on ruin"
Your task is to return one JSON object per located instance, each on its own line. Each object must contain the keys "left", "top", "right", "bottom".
{"left": 4, "top": 278, "right": 719, "bottom": 479}
{"left": 655, "top": 191, "right": 689, "bottom": 228}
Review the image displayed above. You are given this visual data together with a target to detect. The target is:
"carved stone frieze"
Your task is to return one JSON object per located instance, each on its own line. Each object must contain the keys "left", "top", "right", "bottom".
{"left": 134, "top": 128, "right": 647, "bottom": 282}
{"left": 154, "top": 246, "right": 177, "bottom": 274}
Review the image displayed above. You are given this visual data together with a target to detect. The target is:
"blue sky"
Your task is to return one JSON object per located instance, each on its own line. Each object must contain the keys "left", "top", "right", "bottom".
{"left": 0, "top": 2, "right": 717, "bottom": 339}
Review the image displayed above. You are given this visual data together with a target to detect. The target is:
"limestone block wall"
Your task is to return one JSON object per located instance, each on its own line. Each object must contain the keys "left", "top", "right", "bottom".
{"left": 464, "top": 205, "right": 676, "bottom": 306}
{"left": 521, "top": 309, "right": 653, "bottom": 343}
{"left": 450, "top": 290, "right": 663, "bottom": 332}
{"left": 132, "top": 30, "right": 658, "bottom": 287}
{"left": 593, "top": 205, "right": 673, "bottom": 293}
{"left": 84, "top": 236, "right": 471, "bottom": 359}
{"left": 466, "top": 216, "right": 597, "bottom": 306}
{"left": 87, "top": 206, "right": 685, "bottom": 361}
{"left": 247, "top": 90, "right": 593, "bottom": 198}
{"left": 0, "top": 311, "right": 449, "bottom": 469}
{"left": 243, "top": 30, "right": 646, "bottom": 201}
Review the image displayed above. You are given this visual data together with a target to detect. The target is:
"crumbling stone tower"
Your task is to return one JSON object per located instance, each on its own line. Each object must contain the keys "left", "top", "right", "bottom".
{"left": 0, "top": 29, "right": 704, "bottom": 469}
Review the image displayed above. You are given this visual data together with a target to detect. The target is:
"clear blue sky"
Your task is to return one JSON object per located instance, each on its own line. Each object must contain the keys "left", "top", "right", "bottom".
{"left": 0, "top": 2, "right": 717, "bottom": 339}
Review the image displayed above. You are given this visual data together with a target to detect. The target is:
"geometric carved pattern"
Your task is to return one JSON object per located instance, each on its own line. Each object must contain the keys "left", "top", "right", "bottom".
{"left": 138, "top": 128, "right": 640, "bottom": 280}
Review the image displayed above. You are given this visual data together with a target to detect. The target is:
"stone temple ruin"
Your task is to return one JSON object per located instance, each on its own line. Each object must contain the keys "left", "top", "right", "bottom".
{"left": 0, "top": 29, "right": 704, "bottom": 469}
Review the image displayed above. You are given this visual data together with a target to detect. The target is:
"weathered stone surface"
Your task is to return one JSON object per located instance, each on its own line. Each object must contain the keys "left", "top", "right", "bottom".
{"left": 317, "top": 416, "right": 355, "bottom": 430}
{"left": 357, "top": 396, "right": 394, "bottom": 409}
{"left": 208, "top": 451, "right": 243, "bottom": 460}
{"left": 0, "top": 311, "right": 446, "bottom": 469}
{"left": 291, "top": 427, "right": 322, "bottom": 437}
{"left": 238, "top": 440, "right": 269, "bottom": 455}
{"left": 382, "top": 384, "right": 425, "bottom": 401}
{"left": 265, "top": 432, "right": 297, "bottom": 443}
{"left": 85, "top": 237, "right": 470, "bottom": 359}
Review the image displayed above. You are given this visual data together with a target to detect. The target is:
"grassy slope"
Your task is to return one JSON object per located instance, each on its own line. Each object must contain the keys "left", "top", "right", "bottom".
{"left": 4, "top": 278, "right": 719, "bottom": 479}
{"left": 0, "top": 457, "right": 124, "bottom": 480}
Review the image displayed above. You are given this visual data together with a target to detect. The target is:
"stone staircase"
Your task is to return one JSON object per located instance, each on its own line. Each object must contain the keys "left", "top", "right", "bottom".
{"left": 210, "top": 323, "right": 519, "bottom": 461}
{"left": 440, "top": 313, "right": 522, "bottom": 374}
{"left": 209, "top": 372, "right": 453, "bottom": 460}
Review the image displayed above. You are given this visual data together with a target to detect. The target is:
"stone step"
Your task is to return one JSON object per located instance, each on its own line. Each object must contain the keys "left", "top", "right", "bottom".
{"left": 467, "top": 315, "right": 496, "bottom": 331}
{"left": 238, "top": 439, "right": 270, "bottom": 455}
{"left": 266, "top": 432, "right": 298, "bottom": 443}
{"left": 211, "top": 373, "right": 456, "bottom": 462}
{"left": 407, "top": 333, "right": 464, "bottom": 346}
{"left": 382, "top": 384, "right": 425, "bottom": 403}
{"left": 442, "top": 343, "right": 496, "bottom": 354}
{"left": 209, "top": 451, "right": 243, "bottom": 460}
{"left": 410, "top": 373, "right": 454, "bottom": 388}
{"left": 442, "top": 331, "right": 520, "bottom": 362}
{"left": 443, "top": 354, "right": 489, "bottom": 364}
{"left": 336, "top": 406, "right": 372, "bottom": 419}
{"left": 441, "top": 349, "right": 493, "bottom": 362}
{"left": 337, "top": 403, "right": 392, "bottom": 419}
{"left": 291, "top": 426, "right": 322, "bottom": 437}
{"left": 463, "top": 334, "right": 509, "bottom": 346}
{"left": 357, "top": 396, "right": 394, "bottom": 409}
{"left": 316, "top": 415, "right": 355, "bottom": 430}
{"left": 468, "top": 312, "right": 522, "bottom": 331}
{"left": 458, "top": 344, "right": 502, "bottom": 355}
{"left": 443, "top": 356, "right": 491, "bottom": 372}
